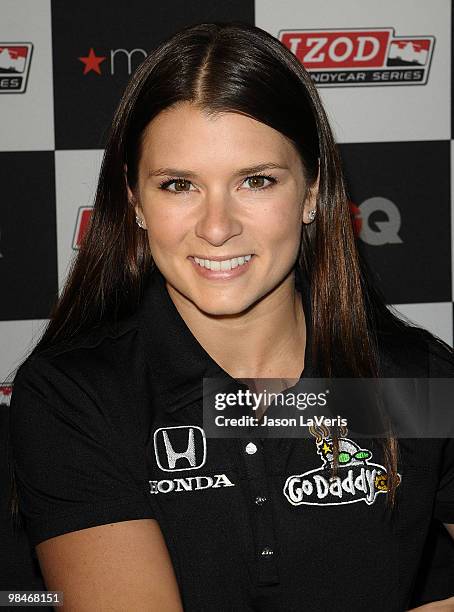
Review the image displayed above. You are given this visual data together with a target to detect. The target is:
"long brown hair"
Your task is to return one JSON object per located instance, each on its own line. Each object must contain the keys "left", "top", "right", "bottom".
{"left": 8, "top": 21, "right": 451, "bottom": 520}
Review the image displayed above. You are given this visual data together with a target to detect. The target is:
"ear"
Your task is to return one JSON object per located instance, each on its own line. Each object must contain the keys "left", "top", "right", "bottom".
{"left": 124, "top": 164, "right": 135, "bottom": 208}
{"left": 302, "top": 163, "right": 320, "bottom": 224}
{"left": 124, "top": 164, "right": 147, "bottom": 228}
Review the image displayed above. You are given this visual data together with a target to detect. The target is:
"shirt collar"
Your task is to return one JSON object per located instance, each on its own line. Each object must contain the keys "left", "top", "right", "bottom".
{"left": 137, "top": 265, "right": 315, "bottom": 414}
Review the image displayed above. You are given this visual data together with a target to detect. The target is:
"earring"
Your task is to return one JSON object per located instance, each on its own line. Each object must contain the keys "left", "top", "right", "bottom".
{"left": 135, "top": 214, "right": 146, "bottom": 229}
{"left": 308, "top": 209, "right": 316, "bottom": 222}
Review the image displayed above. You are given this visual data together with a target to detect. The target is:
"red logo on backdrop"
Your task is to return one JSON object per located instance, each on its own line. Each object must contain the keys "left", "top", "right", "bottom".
{"left": 278, "top": 28, "right": 434, "bottom": 86}
{"left": 78, "top": 48, "right": 106, "bottom": 75}
{"left": 349, "top": 201, "right": 362, "bottom": 236}
{"left": 0, "top": 43, "right": 33, "bottom": 93}
{"left": 0, "top": 384, "right": 12, "bottom": 406}
{"left": 78, "top": 47, "right": 147, "bottom": 76}
{"left": 73, "top": 207, "right": 93, "bottom": 249}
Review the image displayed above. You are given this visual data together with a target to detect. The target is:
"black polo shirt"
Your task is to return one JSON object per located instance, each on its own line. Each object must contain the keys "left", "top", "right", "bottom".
{"left": 8, "top": 265, "right": 454, "bottom": 611}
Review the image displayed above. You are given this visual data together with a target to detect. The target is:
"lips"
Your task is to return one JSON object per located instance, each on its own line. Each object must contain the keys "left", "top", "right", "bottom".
{"left": 192, "top": 254, "right": 252, "bottom": 271}
{"left": 189, "top": 254, "right": 254, "bottom": 261}
{"left": 188, "top": 254, "right": 255, "bottom": 278}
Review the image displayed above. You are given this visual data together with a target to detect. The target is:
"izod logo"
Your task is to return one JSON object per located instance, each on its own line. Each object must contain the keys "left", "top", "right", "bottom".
{"left": 278, "top": 28, "right": 434, "bottom": 87}
{"left": 0, "top": 43, "right": 33, "bottom": 93}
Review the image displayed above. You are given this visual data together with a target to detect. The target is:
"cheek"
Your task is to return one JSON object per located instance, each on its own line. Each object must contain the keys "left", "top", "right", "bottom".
{"left": 144, "top": 201, "right": 189, "bottom": 248}
{"left": 255, "top": 202, "right": 302, "bottom": 242}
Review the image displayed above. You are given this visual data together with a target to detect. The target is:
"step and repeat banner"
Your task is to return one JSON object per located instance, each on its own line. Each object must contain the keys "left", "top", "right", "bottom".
{"left": 1, "top": 0, "right": 452, "bottom": 391}
{"left": 0, "top": 0, "right": 452, "bottom": 392}
{"left": 0, "top": 0, "right": 452, "bottom": 596}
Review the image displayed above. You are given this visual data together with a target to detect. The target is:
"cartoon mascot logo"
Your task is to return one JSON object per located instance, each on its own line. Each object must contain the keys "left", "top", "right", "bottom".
{"left": 283, "top": 425, "right": 401, "bottom": 507}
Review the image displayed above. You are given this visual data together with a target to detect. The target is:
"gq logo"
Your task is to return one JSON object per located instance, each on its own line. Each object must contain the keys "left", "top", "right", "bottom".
{"left": 153, "top": 425, "right": 207, "bottom": 472}
{"left": 350, "top": 197, "right": 403, "bottom": 246}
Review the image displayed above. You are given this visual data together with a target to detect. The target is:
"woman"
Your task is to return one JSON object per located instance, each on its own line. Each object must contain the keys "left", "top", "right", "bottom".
{"left": 7, "top": 21, "right": 454, "bottom": 611}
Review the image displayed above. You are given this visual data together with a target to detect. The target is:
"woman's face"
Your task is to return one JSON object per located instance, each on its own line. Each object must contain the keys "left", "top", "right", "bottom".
{"left": 130, "top": 101, "right": 318, "bottom": 315}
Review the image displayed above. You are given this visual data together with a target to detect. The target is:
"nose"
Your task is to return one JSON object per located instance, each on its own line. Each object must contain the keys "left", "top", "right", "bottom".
{"left": 194, "top": 194, "right": 242, "bottom": 245}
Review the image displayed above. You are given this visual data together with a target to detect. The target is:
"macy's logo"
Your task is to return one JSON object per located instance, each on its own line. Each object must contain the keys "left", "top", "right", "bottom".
{"left": 78, "top": 47, "right": 147, "bottom": 75}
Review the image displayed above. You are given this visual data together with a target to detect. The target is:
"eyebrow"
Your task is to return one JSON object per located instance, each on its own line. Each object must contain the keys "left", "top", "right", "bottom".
{"left": 148, "top": 162, "right": 289, "bottom": 179}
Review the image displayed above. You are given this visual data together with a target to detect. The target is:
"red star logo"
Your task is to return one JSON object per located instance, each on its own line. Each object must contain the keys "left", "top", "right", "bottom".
{"left": 78, "top": 48, "right": 106, "bottom": 75}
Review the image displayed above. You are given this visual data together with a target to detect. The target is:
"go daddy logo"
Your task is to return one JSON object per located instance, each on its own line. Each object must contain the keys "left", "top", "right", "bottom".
{"left": 278, "top": 28, "right": 435, "bottom": 87}
{"left": 283, "top": 436, "right": 402, "bottom": 507}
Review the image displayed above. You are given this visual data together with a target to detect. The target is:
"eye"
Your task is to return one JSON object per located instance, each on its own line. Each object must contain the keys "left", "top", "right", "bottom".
{"left": 158, "top": 173, "right": 278, "bottom": 194}
{"left": 158, "top": 177, "right": 194, "bottom": 193}
{"left": 242, "top": 174, "right": 278, "bottom": 191}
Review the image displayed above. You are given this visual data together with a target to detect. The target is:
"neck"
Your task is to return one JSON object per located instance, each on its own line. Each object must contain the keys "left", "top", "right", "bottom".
{"left": 166, "top": 273, "right": 307, "bottom": 381}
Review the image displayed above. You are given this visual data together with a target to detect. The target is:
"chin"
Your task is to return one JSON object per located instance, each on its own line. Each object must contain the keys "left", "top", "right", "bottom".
{"left": 194, "top": 295, "right": 253, "bottom": 317}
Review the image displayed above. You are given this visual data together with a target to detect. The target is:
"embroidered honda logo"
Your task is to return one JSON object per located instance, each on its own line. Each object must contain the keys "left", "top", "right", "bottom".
{"left": 153, "top": 425, "right": 207, "bottom": 472}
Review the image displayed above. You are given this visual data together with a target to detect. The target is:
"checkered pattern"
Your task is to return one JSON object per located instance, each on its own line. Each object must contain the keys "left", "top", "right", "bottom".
{"left": 0, "top": 0, "right": 453, "bottom": 387}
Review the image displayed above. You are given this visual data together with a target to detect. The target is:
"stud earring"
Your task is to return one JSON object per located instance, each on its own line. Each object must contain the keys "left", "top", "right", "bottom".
{"left": 135, "top": 214, "right": 146, "bottom": 229}
{"left": 308, "top": 209, "right": 316, "bottom": 222}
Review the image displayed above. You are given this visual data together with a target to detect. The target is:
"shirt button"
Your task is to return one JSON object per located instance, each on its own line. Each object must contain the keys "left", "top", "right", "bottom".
{"left": 255, "top": 496, "right": 267, "bottom": 505}
{"left": 261, "top": 546, "right": 274, "bottom": 557}
{"left": 245, "top": 442, "right": 258, "bottom": 454}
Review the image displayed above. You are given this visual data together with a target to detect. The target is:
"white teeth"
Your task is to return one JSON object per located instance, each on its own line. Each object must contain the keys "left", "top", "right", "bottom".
{"left": 193, "top": 255, "right": 253, "bottom": 271}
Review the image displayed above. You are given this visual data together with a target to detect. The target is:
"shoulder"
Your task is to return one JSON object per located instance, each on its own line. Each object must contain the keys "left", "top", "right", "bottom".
{"left": 11, "top": 315, "right": 142, "bottom": 414}
{"left": 9, "top": 314, "right": 150, "bottom": 468}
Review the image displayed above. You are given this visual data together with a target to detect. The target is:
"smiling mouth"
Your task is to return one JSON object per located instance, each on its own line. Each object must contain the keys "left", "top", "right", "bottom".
{"left": 189, "top": 254, "right": 254, "bottom": 271}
